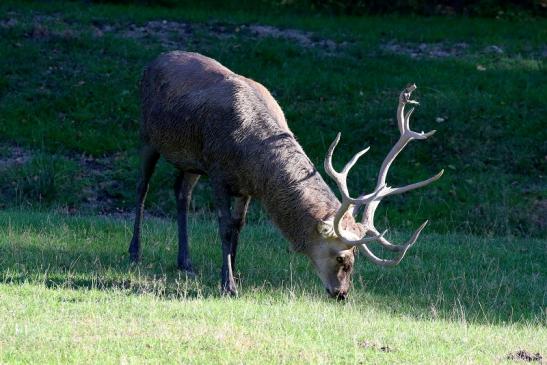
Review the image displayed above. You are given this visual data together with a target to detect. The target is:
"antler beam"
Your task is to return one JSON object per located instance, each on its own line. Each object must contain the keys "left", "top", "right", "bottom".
{"left": 324, "top": 84, "right": 444, "bottom": 266}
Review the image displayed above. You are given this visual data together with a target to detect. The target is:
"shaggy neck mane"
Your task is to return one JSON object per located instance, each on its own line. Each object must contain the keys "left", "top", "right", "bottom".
{"left": 250, "top": 133, "right": 341, "bottom": 252}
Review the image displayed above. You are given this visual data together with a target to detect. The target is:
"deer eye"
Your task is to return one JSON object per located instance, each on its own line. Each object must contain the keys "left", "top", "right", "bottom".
{"left": 336, "top": 256, "right": 344, "bottom": 264}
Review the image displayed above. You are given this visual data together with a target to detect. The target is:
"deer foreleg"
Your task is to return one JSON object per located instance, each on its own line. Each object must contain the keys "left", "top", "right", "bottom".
{"left": 214, "top": 185, "right": 238, "bottom": 296}
{"left": 174, "top": 172, "right": 200, "bottom": 274}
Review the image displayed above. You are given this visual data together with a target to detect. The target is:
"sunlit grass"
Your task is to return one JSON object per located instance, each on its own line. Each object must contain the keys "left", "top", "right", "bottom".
{"left": 0, "top": 210, "right": 545, "bottom": 363}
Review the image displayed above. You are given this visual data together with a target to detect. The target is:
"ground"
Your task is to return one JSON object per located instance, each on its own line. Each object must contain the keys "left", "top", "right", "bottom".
{"left": 0, "top": 211, "right": 545, "bottom": 363}
{"left": 0, "top": 1, "right": 545, "bottom": 363}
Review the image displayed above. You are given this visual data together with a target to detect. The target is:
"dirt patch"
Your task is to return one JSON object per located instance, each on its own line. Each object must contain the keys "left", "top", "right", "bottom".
{"left": 78, "top": 153, "right": 114, "bottom": 175}
{"left": 26, "top": 24, "right": 78, "bottom": 41}
{"left": 99, "top": 20, "right": 193, "bottom": 49}
{"left": 0, "top": 145, "right": 32, "bottom": 170}
{"left": 0, "top": 143, "right": 129, "bottom": 214}
{"left": 381, "top": 40, "right": 547, "bottom": 59}
{"left": 247, "top": 24, "right": 344, "bottom": 52}
{"left": 97, "top": 19, "right": 347, "bottom": 54}
{"left": 0, "top": 12, "right": 81, "bottom": 41}
{"left": 76, "top": 152, "right": 130, "bottom": 214}
{"left": 506, "top": 350, "right": 543, "bottom": 362}
{"left": 0, "top": 18, "right": 18, "bottom": 29}
{"left": 6, "top": 11, "right": 545, "bottom": 59}
{"left": 530, "top": 199, "right": 547, "bottom": 232}
{"left": 380, "top": 41, "right": 470, "bottom": 58}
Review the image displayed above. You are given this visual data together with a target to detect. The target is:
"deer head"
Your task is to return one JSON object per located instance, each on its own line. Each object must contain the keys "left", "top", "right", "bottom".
{"left": 308, "top": 84, "right": 444, "bottom": 299}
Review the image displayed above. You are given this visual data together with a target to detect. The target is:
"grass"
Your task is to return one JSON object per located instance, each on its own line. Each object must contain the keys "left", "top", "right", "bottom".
{"left": 0, "top": 2, "right": 545, "bottom": 363}
{"left": 0, "top": 210, "right": 545, "bottom": 364}
{"left": 0, "top": 0, "right": 545, "bottom": 236}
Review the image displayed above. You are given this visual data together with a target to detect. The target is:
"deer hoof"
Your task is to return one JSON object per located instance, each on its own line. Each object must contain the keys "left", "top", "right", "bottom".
{"left": 179, "top": 267, "right": 197, "bottom": 278}
{"left": 221, "top": 284, "right": 238, "bottom": 297}
{"left": 129, "top": 252, "right": 141, "bottom": 264}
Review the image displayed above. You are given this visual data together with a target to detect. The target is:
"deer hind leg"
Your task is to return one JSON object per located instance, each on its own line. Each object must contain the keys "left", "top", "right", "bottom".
{"left": 229, "top": 196, "right": 251, "bottom": 274}
{"left": 174, "top": 171, "right": 200, "bottom": 274}
{"left": 128, "top": 145, "right": 160, "bottom": 263}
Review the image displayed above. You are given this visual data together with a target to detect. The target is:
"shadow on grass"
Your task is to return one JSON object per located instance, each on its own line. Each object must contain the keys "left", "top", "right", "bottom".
{"left": 0, "top": 211, "right": 545, "bottom": 325}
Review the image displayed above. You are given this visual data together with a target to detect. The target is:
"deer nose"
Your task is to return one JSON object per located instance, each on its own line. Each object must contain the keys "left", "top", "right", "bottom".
{"left": 335, "top": 291, "right": 348, "bottom": 301}
{"left": 326, "top": 288, "right": 348, "bottom": 301}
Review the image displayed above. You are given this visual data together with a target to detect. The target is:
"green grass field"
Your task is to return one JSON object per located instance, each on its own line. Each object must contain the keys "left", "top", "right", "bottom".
{"left": 0, "top": 1, "right": 545, "bottom": 363}
{"left": 0, "top": 211, "right": 545, "bottom": 363}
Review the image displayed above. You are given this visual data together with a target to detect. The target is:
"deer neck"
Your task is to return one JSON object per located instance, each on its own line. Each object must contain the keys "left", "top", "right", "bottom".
{"left": 254, "top": 137, "right": 341, "bottom": 251}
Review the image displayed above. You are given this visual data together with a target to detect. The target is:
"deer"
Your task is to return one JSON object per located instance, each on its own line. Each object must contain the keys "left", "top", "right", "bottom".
{"left": 128, "top": 51, "right": 443, "bottom": 299}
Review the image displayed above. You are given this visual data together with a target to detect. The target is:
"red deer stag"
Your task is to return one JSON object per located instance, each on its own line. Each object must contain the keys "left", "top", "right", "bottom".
{"left": 128, "top": 51, "right": 443, "bottom": 299}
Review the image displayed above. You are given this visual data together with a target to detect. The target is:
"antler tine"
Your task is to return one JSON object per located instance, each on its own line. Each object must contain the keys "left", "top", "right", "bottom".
{"left": 376, "top": 169, "right": 444, "bottom": 198}
{"left": 358, "top": 221, "right": 428, "bottom": 265}
{"left": 324, "top": 132, "right": 377, "bottom": 204}
{"left": 342, "top": 147, "right": 370, "bottom": 175}
{"left": 404, "top": 107, "right": 414, "bottom": 132}
{"left": 324, "top": 133, "right": 385, "bottom": 246}
{"left": 324, "top": 132, "right": 341, "bottom": 173}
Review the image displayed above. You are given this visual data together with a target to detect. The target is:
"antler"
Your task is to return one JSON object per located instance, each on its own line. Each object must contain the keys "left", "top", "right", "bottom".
{"left": 324, "top": 84, "right": 444, "bottom": 266}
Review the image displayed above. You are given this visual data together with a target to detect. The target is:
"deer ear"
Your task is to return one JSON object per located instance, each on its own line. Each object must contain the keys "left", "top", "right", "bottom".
{"left": 317, "top": 220, "right": 338, "bottom": 239}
